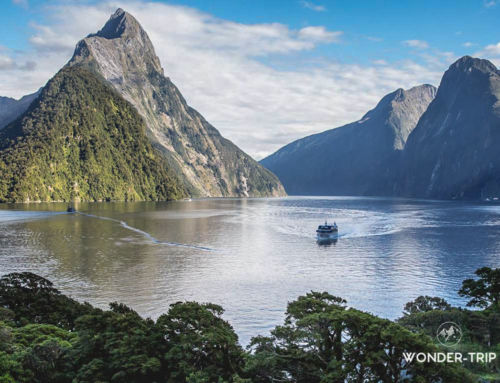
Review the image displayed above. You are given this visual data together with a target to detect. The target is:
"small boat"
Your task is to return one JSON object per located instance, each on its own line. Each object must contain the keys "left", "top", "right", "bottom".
{"left": 67, "top": 206, "right": 76, "bottom": 213}
{"left": 316, "top": 221, "right": 338, "bottom": 240}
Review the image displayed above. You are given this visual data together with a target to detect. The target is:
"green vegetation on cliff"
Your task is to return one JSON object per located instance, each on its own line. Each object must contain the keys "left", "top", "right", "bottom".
{"left": 0, "top": 66, "right": 186, "bottom": 202}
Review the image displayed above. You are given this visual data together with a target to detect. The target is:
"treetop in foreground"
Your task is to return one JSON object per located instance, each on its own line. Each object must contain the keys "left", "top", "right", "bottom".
{"left": 1, "top": 269, "right": 498, "bottom": 382}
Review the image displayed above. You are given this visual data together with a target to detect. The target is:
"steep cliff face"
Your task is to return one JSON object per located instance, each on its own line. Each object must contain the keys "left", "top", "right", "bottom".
{"left": 0, "top": 90, "right": 40, "bottom": 130}
{"left": 401, "top": 56, "right": 500, "bottom": 199}
{"left": 261, "top": 85, "right": 436, "bottom": 196}
{"left": 68, "top": 8, "right": 285, "bottom": 197}
{"left": 0, "top": 66, "right": 186, "bottom": 203}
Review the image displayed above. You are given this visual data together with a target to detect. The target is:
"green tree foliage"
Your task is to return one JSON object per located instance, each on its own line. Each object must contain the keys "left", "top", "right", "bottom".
{"left": 0, "top": 66, "right": 186, "bottom": 202}
{"left": 0, "top": 271, "right": 495, "bottom": 382}
{"left": 246, "top": 291, "right": 474, "bottom": 383}
{"left": 157, "top": 302, "right": 245, "bottom": 382}
{"left": 387, "top": 268, "right": 500, "bottom": 346}
{"left": 0, "top": 272, "right": 94, "bottom": 329}
{"left": 398, "top": 307, "right": 493, "bottom": 345}
{"left": 399, "top": 309, "right": 500, "bottom": 378}
{"left": 399, "top": 268, "right": 500, "bottom": 380}
{"left": 0, "top": 321, "right": 76, "bottom": 383}
{"left": 403, "top": 296, "right": 452, "bottom": 316}
{"left": 0, "top": 272, "right": 246, "bottom": 382}
{"left": 69, "top": 302, "right": 164, "bottom": 383}
{"left": 459, "top": 267, "right": 500, "bottom": 309}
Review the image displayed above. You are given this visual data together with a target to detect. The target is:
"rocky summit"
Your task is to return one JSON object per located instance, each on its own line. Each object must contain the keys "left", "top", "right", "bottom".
{"left": 68, "top": 8, "right": 285, "bottom": 198}
{"left": 261, "top": 84, "right": 436, "bottom": 196}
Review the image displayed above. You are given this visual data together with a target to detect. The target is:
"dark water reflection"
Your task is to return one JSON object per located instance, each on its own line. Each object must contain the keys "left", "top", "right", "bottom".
{"left": 0, "top": 197, "right": 499, "bottom": 344}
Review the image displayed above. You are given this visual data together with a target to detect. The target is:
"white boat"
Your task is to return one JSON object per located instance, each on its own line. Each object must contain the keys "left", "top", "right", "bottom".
{"left": 316, "top": 221, "right": 338, "bottom": 240}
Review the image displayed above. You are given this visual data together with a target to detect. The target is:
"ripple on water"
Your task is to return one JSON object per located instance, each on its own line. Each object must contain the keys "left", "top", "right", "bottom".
{"left": 0, "top": 197, "right": 499, "bottom": 345}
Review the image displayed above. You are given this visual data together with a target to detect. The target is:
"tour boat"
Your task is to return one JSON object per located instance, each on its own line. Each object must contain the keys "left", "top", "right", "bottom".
{"left": 316, "top": 221, "right": 338, "bottom": 240}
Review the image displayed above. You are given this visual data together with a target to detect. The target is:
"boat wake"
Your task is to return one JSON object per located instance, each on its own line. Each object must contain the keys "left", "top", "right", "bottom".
{"left": 0, "top": 210, "right": 63, "bottom": 224}
{"left": 266, "top": 208, "right": 432, "bottom": 240}
{"left": 76, "top": 212, "right": 214, "bottom": 251}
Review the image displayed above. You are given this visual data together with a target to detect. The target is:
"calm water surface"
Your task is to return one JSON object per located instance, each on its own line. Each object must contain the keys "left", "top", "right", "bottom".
{"left": 0, "top": 197, "right": 499, "bottom": 344}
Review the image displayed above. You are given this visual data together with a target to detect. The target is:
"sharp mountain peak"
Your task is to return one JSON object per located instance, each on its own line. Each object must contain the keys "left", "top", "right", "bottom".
{"left": 90, "top": 8, "right": 141, "bottom": 40}
{"left": 67, "top": 8, "right": 285, "bottom": 198}
{"left": 70, "top": 7, "right": 164, "bottom": 79}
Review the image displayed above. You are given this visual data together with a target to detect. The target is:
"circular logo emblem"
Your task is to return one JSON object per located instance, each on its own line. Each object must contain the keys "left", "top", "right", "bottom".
{"left": 436, "top": 322, "right": 462, "bottom": 347}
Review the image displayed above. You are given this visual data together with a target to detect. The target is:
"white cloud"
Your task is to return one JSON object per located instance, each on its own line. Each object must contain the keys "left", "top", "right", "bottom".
{"left": 0, "top": 55, "right": 16, "bottom": 70}
{"left": 414, "top": 50, "right": 457, "bottom": 70}
{"left": 29, "top": 23, "right": 83, "bottom": 52}
{"left": 478, "top": 42, "right": 500, "bottom": 56}
{"left": 297, "top": 26, "right": 342, "bottom": 43}
{"left": 300, "top": 1, "right": 326, "bottom": 12}
{"left": 0, "top": 1, "right": 447, "bottom": 159}
{"left": 484, "top": 0, "right": 498, "bottom": 7}
{"left": 463, "top": 42, "right": 475, "bottom": 48}
{"left": 12, "top": 0, "right": 28, "bottom": 8}
{"left": 402, "top": 40, "right": 429, "bottom": 49}
{"left": 475, "top": 42, "right": 500, "bottom": 67}
{"left": 0, "top": 53, "right": 35, "bottom": 71}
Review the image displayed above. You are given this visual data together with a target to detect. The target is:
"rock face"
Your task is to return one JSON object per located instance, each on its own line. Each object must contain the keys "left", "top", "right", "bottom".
{"left": 0, "top": 66, "right": 186, "bottom": 203}
{"left": 261, "top": 85, "right": 436, "bottom": 196}
{"left": 68, "top": 8, "right": 285, "bottom": 197}
{"left": 0, "top": 90, "right": 40, "bottom": 130}
{"left": 401, "top": 56, "right": 500, "bottom": 199}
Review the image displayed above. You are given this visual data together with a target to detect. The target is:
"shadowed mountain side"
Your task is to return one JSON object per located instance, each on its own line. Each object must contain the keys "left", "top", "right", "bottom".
{"left": 261, "top": 85, "right": 436, "bottom": 196}
{"left": 400, "top": 56, "right": 500, "bottom": 200}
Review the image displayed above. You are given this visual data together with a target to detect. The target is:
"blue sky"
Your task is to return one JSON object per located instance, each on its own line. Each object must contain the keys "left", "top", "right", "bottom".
{"left": 172, "top": 0, "right": 499, "bottom": 63}
{"left": 1, "top": 0, "right": 500, "bottom": 158}
{"left": 2, "top": 0, "right": 499, "bottom": 67}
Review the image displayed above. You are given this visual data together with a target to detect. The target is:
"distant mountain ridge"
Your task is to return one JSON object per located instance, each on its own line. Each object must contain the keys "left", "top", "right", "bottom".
{"left": 0, "top": 90, "right": 40, "bottom": 130}
{"left": 68, "top": 8, "right": 285, "bottom": 198}
{"left": 3, "top": 9, "right": 497, "bottom": 202}
{"left": 261, "top": 84, "right": 436, "bottom": 196}
{"left": 262, "top": 55, "right": 500, "bottom": 201}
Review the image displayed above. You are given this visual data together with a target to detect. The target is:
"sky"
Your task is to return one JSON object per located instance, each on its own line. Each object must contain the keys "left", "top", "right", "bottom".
{"left": 1, "top": 0, "right": 500, "bottom": 159}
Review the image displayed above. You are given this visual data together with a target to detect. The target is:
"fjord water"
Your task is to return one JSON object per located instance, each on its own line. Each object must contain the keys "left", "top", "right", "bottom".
{"left": 0, "top": 197, "right": 499, "bottom": 344}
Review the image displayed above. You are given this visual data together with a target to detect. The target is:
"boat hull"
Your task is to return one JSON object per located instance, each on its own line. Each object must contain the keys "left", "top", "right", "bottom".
{"left": 316, "top": 232, "right": 338, "bottom": 246}
{"left": 316, "top": 231, "right": 338, "bottom": 240}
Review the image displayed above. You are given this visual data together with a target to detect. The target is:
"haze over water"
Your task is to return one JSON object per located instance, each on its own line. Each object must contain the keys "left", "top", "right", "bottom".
{"left": 0, "top": 197, "right": 499, "bottom": 344}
